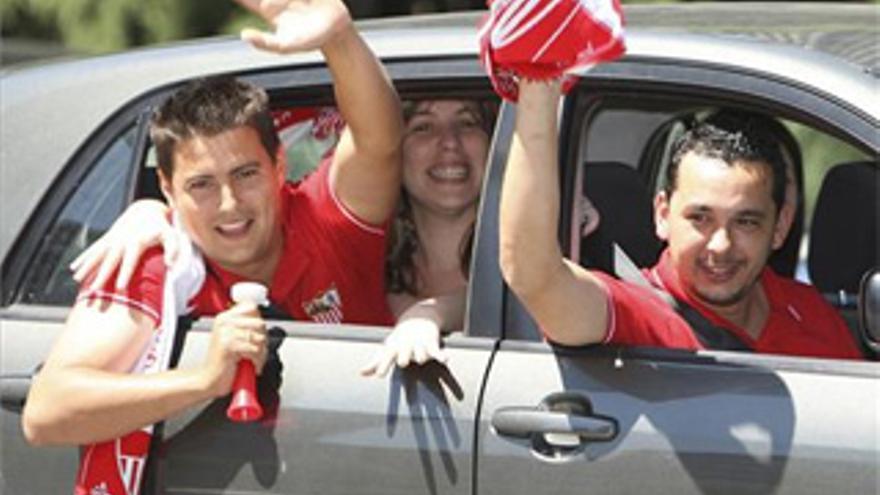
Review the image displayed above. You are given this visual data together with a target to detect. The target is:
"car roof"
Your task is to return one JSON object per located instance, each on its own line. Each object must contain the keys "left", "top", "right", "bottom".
{"left": 1, "top": 2, "right": 877, "bottom": 256}
{"left": 357, "top": 3, "right": 878, "bottom": 72}
{"left": 623, "top": 2, "right": 878, "bottom": 72}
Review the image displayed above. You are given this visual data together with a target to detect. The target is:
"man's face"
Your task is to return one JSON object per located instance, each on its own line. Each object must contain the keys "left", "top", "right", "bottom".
{"left": 159, "top": 126, "right": 285, "bottom": 278}
{"left": 655, "top": 151, "right": 790, "bottom": 308}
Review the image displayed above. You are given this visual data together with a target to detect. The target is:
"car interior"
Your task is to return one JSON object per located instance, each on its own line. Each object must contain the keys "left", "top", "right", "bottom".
{"left": 573, "top": 101, "right": 878, "bottom": 356}
{"left": 578, "top": 160, "right": 661, "bottom": 271}
{"left": 808, "top": 160, "right": 879, "bottom": 329}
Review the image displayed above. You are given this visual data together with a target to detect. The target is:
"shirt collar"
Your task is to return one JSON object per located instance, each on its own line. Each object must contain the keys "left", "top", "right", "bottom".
{"left": 652, "top": 248, "right": 776, "bottom": 339}
{"left": 202, "top": 217, "right": 308, "bottom": 305}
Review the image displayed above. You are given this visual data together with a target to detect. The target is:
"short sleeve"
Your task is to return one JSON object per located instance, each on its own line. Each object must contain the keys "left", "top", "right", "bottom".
{"left": 292, "top": 157, "right": 388, "bottom": 282}
{"left": 593, "top": 271, "right": 701, "bottom": 350}
{"left": 297, "top": 156, "right": 388, "bottom": 240}
{"left": 77, "top": 247, "right": 167, "bottom": 327}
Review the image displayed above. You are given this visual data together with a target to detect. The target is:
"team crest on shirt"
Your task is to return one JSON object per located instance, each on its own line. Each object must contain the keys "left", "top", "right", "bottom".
{"left": 303, "top": 286, "right": 343, "bottom": 323}
{"left": 90, "top": 483, "right": 111, "bottom": 495}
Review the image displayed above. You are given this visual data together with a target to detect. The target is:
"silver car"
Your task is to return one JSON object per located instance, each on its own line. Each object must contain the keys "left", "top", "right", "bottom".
{"left": 2, "top": 3, "right": 878, "bottom": 494}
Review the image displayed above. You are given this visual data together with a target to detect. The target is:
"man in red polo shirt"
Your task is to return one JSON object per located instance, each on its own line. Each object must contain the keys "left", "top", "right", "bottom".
{"left": 499, "top": 79, "right": 862, "bottom": 359}
{"left": 22, "top": 1, "right": 402, "bottom": 494}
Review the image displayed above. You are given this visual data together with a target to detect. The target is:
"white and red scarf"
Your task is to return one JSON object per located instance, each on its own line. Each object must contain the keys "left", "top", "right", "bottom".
{"left": 479, "top": 0, "right": 627, "bottom": 101}
{"left": 75, "top": 215, "right": 205, "bottom": 495}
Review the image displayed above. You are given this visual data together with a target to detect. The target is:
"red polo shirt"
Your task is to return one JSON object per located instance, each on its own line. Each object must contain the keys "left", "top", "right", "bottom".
{"left": 595, "top": 250, "right": 862, "bottom": 359}
{"left": 80, "top": 157, "right": 393, "bottom": 327}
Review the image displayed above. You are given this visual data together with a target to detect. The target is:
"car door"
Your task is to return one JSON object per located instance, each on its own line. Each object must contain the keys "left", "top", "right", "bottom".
{"left": 475, "top": 56, "right": 879, "bottom": 495}
{"left": 157, "top": 321, "right": 495, "bottom": 495}
{"left": 480, "top": 343, "right": 878, "bottom": 495}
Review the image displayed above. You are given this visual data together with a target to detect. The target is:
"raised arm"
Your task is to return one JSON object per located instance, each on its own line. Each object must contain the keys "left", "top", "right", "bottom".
{"left": 498, "top": 80, "right": 609, "bottom": 346}
{"left": 236, "top": 0, "right": 403, "bottom": 225}
{"left": 323, "top": 23, "right": 402, "bottom": 225}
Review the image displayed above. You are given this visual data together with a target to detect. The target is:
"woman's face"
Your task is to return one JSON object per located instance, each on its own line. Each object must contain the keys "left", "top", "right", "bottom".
{"left": 402, "top": 100, "right": 490, "bottom": 217}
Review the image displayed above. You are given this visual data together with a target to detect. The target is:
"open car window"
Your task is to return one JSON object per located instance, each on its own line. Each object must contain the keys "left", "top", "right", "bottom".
{"left": 567, "top": 92, "right": 875, "bottom": 356}
{"left": 20, "top": 125, "right": 139, "bottom": 306}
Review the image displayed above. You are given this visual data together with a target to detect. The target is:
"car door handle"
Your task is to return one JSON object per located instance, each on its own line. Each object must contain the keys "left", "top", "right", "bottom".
{"left": 491, "top": 406, "right": 617, "bottom": 442}
{"left": 0, "top": 375, "right": 33, "bottom": 412}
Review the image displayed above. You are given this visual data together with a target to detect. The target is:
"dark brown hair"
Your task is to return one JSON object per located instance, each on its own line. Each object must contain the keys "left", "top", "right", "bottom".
{"left": 150, "top": 76, "right": 280, "bottom": 177}
{"left": 668, "top": 113, "right": 787, "bottom": 213}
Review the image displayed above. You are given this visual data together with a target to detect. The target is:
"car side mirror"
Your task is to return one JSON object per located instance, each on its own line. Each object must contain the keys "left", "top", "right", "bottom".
{"left": 858, "top": 268, "right": 880, "bottom": 357}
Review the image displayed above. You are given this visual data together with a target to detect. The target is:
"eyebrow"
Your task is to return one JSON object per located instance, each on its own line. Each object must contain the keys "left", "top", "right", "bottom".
{"left": 410, "top": 104, "right": 481, "bottom": 119}
{"left": 458, "top": 107, "right": 481, "bottom": 121}
{"left": 229, "top": 161, "right": 261, "bottom": 175}
{"left": 182, "top": 174, "right": 213, "bottom": 189}
{"left": 735, "top": 209, "right": 768, "bottom": 219}
{"left": 683, "top": 204, "right": 712, "bottom": 214}
{"left": 181, "top": 161, "right": 260, "bottom": 184}
{"left": 685, "top": 204, "right": 768, "bottom": 219}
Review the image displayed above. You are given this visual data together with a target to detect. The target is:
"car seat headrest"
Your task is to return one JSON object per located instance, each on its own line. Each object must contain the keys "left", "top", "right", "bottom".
{"left": 808, "top": 161, "right": 879, "bottom": 294}
{"left": 580, "top": 161, "right": 661, "bottom": 271}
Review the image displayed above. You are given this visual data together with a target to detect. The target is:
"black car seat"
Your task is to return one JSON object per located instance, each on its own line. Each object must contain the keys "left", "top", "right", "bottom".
{"left": 808, "top": 161, "right": 879, "bottom": 332}
{"left": 136, "top": 166, "right": 162, "bottom": 199}
{"left": 580, "top": 161, "right": 662, "bottom": 272}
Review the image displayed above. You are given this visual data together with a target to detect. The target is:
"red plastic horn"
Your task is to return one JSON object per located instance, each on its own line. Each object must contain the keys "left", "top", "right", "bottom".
{"left": 227, "top": 282, "right": 268, "bottom": 422}
{"left": 227, "top": 360, "right": 263, "bottom": 422}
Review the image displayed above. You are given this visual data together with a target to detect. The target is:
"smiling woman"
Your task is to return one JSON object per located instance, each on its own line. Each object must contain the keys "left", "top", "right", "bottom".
{"left": 386, "top": 98, "right": 496, "bottom": 315}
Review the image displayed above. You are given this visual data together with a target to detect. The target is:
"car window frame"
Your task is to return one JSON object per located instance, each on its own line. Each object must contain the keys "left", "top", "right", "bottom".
{"left": 498, "top": 56, "right": 878, "bottom": 370}
{"left": 1, "top": 54, "right": 509, "bottom": 342}
{"left": 1, "top": 100, "right": 153, "bottom": 307}
{"left": 249, "top": 57, "right": 503, "bottom": 340}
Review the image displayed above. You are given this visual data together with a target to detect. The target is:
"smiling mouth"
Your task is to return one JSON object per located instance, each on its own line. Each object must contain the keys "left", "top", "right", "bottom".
{"left": 428, "top": 164, "right": 469, "bottom": 181}
{"left": 215, "top": 219, "right": 252, "bottom": 238}
{"left": 699, "top": 262, "right": 739, "bottom": 282}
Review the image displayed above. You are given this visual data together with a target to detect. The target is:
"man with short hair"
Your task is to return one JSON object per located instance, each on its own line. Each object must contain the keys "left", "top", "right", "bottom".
{"left": 22, "top": 1, "right": 402, "bottom": 493}
{"left": 499, "top": 80, "right": 861, "bottom": 358}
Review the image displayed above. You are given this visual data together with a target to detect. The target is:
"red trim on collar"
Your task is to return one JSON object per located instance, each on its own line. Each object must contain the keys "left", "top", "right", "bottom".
{"left": 652, "top": 249, "right": 773, "bottom": 346}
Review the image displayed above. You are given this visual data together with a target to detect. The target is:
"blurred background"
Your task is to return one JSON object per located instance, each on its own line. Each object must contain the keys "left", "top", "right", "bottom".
{"left": 9, "top": 0, "right": 487, "bottom": 66}
{"left": 1, "top": 0, "right": 870, "bottom": 67}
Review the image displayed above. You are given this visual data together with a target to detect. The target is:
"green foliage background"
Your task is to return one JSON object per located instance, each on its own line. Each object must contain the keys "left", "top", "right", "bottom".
{"left": 0, "top": 0, "right": 694, "bottom": 56}
{"left": 1, "top": 0, "right": 260, "bottom": 54}
{"left": 3, "top": 1, "right": 874, "bottom": 57}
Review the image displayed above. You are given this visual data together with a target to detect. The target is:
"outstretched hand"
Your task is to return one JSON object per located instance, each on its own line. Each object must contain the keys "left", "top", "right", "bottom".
{"left": 234, "top": 0, "right": 352, "bottom": 54}
{"left": 360, "top": 316, "right": 449, "bottom": 378}
{"left": 70, "top": 199, "right": 174, "bottom": 290}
